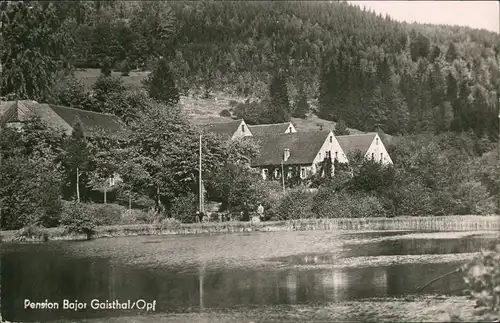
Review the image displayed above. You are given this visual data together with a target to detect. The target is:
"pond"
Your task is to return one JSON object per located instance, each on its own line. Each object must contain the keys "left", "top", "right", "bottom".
{"left": 0, "top": 230, "right": 497, "bottom": 322}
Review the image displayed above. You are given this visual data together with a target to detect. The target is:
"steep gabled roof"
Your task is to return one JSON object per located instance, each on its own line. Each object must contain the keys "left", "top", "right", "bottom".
{"left": 336, "top": 133, "right": 377, "bottom": 155}
{"left": 0, "top": 101, "right": 15, "bottom": 122}
{"left": 252, "top": 131, "right": 331, "bottom": 166}
{"left": 248, "top": 122, "right": 292, "bottom": 137}
{"left": 198, "top": 119, "right": 243, "bottom": 138}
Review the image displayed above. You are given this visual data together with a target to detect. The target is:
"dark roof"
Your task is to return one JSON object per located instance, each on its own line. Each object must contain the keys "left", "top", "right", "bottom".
{"left": 198, "top": 119, "right": 243, "bottom": 138}
{"left": 48, "top": 104, "right": 126, "bottom": 137}
{"left": 248, "top": 122, "right": 292, "bottom": 137}
{"left": 252, "top": 131, "right": 331, "bottom": 166}
{"left": 336, "top": 133, "right": 377, "bottom": 155}
{"left": 0, "top": 100, "right": 127, "bottom": 138}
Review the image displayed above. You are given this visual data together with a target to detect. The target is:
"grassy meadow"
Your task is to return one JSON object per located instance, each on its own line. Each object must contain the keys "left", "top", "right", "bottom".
{"left": 73, "top": 68, "right": 365, "bottom": 133}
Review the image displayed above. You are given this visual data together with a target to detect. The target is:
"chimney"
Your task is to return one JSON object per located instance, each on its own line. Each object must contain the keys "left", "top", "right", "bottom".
{"left": 283, "top": 148, "right": 290, "bottom": 162}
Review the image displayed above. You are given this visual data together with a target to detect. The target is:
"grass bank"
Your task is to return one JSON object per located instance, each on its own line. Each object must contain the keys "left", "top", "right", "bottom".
{"left": 1, "top": 215, "right": 499, "bottom": 243}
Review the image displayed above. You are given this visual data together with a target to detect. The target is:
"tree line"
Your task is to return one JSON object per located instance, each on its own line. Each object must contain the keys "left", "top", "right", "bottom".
{"left": 2, "top": 1, "right": 499, "bottom": 137}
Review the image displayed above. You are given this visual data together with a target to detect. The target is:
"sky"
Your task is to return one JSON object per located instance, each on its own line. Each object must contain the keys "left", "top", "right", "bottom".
{"left": 347, "top": 1, "right": 499, "bottom": 34}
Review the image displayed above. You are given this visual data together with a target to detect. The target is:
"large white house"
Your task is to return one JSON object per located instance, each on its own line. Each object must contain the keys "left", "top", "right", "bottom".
{"left": 251, "top": 131, "right": 348, "bottom": 180}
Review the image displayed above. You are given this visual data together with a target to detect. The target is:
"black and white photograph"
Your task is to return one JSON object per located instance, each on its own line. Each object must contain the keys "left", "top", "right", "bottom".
{"left": 0, "top": 0, "right": 499, "bottom": 322}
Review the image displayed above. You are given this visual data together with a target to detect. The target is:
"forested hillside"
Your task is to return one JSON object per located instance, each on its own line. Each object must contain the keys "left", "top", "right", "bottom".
{"left": 2, "top": 0, "right": 500, "bottom": 136}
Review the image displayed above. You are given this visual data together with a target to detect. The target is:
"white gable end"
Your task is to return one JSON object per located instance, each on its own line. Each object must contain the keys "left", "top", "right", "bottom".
{"left": 364, "top": 134, "right": 393, "bottom": 165}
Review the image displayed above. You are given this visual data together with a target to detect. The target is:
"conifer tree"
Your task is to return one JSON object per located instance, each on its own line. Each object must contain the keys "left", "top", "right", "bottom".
{"left": 334, "top": 120, "right": 350, "bottom": 136}
{"left": 292, "top": 84, "right": 309, "bottom": 119}
{"left": 1, "top": 1, "right": 70, "bottom": 101}
{"left": 268, "top": 72, "right": 292, "bottom": 123}
{"left": 143, "top": 58, "right": 180, "bottom": 106}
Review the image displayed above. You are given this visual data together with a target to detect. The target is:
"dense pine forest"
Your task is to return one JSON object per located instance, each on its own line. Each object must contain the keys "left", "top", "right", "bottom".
{"left": 14, "top": 0, "right": 497, "bottom": 137}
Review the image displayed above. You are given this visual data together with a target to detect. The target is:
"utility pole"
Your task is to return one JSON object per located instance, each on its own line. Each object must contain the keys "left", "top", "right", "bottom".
{"left": 281, "top": 161, "right": 285, "bottom": 193}
{"left": 199, "top": 134, "right": 204, "bottom": 213}
{"left": 76, "top": 167, "right": 80, "bottom": 203}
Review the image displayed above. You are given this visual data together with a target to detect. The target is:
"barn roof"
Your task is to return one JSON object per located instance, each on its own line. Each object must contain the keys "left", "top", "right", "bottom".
{"left": 248, "top": 122, "right": 293, "bottom": 137}
{"left": 198, "top": 119, "right": 243, "bottom": 138}
{"left": 0, "top": 100, "right": 127, "bottom": 138}
{"left": 252, "top": 131, "right": 331, "bottom": 166}
{"left": 336, "top": 133, "right": 377, "bottom": 155}
{"left": 48, "top": 104, "right": 126, "bottom": 136}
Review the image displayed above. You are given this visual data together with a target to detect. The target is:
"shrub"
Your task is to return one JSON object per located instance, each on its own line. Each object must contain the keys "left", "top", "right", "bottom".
{"left": 117, "top": 59, "right": 131, "bottom": 76}
{"left": 463, "top": 241, "right": 500, "bottom": 318}
{"left": 219, "top": 109, "right": 232, "bottom": 117}
{"left": 277, "top": 187, "right": 314, "bottom": 220}
{"left": 454, "top": 180, "right": 497, "bottom": 215}
{"left": 233, "top": 99, "right": 270, "bottom": 124}
{"left": 169, "top": 193, "right": 198, "bottom": 223}
{"left": 312, "top": 191, "right": 386, "bottom": 218}
{"left": 88, "top": 203, "right": 124, "bottom": 226}
{"left": 13, "top": 225, "right": 48, "bottom": 242}
{"left": 157, "top": 218, "right": 182, "bottom": 231}
{"left": 61, "top": 201, "right": 98, "bottom": 239}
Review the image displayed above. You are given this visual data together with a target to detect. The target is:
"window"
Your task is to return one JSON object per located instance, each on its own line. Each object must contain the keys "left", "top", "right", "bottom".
{"left": 287, "top": 170, "right": 292, "bottom": 178}
{"left": 330, "top": 136, "right": 333, "bottom": 143}
{"left": 241, "top": 124, "right": 245, "bottom": 132}
{"left": 371, "top": 153, "right": 375, "bottom": 160}
{"left": 109, "top": 177, "right": 115, "bottom": 187}
{"left": 289, "top": 126, "right": 292, "bottom": 132}
{"left": 300, "top": 167, "right": 307, "bottom": 179}
{"left": 335, "top": 151, "right": 338, "bottom": 160}
{"left": 274, "top": 169, "right": 281, "bottom": 179}
{"left": 263, "top": 169, "right": 268, "bottom": 179}
{"left": 319, "top": 152, "right": 322, "bottom": 160}
{"left": 380, "top": 153, "right": 383, "bottom": 161}
{"left": 376, "top": 138, "right": 379, "bottom": 145}
{"left": 326, "top": 151, "right": 331, "bottom": 158}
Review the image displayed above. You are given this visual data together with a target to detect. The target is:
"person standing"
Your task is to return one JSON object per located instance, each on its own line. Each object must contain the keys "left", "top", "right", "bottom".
{"left": 257, "top": 203, "right": 264, "bottom": 221}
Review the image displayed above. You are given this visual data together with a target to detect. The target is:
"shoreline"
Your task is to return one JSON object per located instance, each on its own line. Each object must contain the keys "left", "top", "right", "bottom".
{"left": 1, "top": 215, "right": 499, "bottom": 243}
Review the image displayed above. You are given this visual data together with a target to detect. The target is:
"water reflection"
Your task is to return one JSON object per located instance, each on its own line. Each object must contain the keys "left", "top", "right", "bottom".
{"left": 0, "top": 232, "right": 494, "bottom": 322}
{"left": 344, "top": 237, "right": 496, "bottom": 258}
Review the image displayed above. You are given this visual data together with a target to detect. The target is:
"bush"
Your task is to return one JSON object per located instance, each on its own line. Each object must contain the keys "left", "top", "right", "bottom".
{"left": 313, "top": 191, "right": 386, "bottom": 218}
{"left": 277, "top": 187, "right": 314, "bottom": 220}
{"left": 463, "top": 241, "right": 500, "bottom": 318}
{"left": 233, "top": 99, "right": 271, "bottom": 124}
{"left": 61, "top": 201, "right": 98, "bottom": 239}
{"left": 219, "top": 109, "right": 232, "bottom": 117}
{"left": 169, "top": 193, "right": 198, "bottom": 223}
{"left": 88, "top": 203, "right": 124, "bottom": 226}
{"left": 13, "top": 225, "right": 48, "bottom": 242}
{"left": 157, "top": 218, "right": 182, "bottom": 231}
{"left": 117, "top": 59, "right": 131, "bottom": 76}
